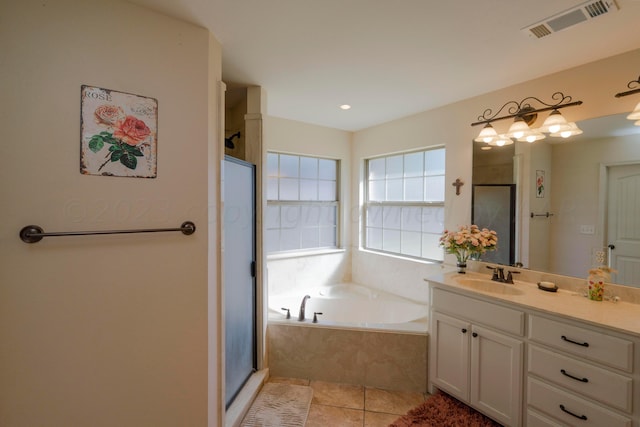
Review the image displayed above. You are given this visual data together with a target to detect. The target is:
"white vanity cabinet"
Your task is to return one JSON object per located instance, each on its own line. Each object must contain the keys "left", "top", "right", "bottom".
{"left": 526, "top": 314, "right": 635, "bottom": 427}
{"left": 430, "top": 287, "right": 524, "bottom": 426}
{"left": 428, "top": 271, "right": 640, "bottom": 427}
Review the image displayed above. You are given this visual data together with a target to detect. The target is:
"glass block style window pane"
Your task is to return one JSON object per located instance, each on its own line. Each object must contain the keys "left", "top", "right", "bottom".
{"left": 266, "top": 152, "right": 339, "bottom": 253}
{"left": 364, "top": 147, "right": 445, "bottom": 261}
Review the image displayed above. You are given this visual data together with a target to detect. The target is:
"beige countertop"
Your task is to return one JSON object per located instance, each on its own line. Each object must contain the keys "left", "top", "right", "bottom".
{"left": 426, "top": 270, "right": 640, "bottom": 338}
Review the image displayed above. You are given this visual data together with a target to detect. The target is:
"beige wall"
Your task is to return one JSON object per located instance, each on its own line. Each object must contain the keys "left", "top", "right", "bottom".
{"left": 0, "top": 1, "right": 221, "bottom": 426}
{"left": 263, "top": 116, "right": 352, "bottom": 294}
{"left": 350, "top": 48, "right": 640, "bottom": 289}
{"left": 262, "top": 49, "right": 640, "bottom": 298}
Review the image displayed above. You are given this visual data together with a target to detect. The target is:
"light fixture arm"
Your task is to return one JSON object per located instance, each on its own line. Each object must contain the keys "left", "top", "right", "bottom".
{"left": 471, "top": 92, "right": 582, "bottom": 127}
{"left": 614, "top": 75, "right": 640, "bottom": 98}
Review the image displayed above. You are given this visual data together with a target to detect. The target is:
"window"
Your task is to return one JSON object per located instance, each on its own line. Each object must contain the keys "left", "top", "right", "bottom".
{"left": 364, "top": 147, "right": 445, "bottom": 261}
{"left": 266, "top": 152, "right": 339, "bottom": 254}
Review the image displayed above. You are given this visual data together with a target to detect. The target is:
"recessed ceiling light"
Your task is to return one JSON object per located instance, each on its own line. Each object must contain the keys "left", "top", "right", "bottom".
{"left": 340, "top": 104, "right": 351, "bottom": 110}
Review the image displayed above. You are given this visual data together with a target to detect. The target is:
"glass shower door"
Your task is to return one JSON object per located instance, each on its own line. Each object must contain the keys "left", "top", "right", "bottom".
{"left": 223, "top": 156, "right": 257, "bottom": 408}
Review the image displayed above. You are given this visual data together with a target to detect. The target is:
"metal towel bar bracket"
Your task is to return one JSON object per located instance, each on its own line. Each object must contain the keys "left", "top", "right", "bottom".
{"left": 19, "top": 221, "right": 196, "bottom": 243}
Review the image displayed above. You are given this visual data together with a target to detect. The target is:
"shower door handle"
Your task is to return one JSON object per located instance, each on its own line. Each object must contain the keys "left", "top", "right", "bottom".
{"left": 250, "top": 261, "right": 256, "bottom": 277}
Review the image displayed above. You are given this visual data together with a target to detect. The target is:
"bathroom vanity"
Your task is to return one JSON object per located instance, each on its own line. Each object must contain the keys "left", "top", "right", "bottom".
{"left": 427, "top": 268, "right": 640, "bottom": 427}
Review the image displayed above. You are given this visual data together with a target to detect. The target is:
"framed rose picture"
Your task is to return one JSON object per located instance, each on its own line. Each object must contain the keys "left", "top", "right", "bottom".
{"left": 80, "top": 85, "right": 158, "bottom": 178}
{"left": 536, "top": 170, "right": 545, "bottom": 198}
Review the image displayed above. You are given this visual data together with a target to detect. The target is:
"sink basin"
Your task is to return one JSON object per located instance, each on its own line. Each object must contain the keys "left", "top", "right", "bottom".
{"left": 455, "top": 277, "right": 525, "bottom": 296}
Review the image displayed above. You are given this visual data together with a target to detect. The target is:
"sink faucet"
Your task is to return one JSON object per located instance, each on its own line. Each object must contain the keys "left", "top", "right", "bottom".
{"left": 298, "top": 295, "right": 311, "bottom": 321}
{"left": 487, "top": 265, "right": 506, "bottom": 282}
{"left": 505, "top": 270, "right": 520, "bottom": 284}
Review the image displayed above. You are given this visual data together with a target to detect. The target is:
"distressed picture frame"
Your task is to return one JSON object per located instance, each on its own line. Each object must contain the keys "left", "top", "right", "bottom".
{"left": 536, "top": 169, "right": 545, "bottom": 198}
{"left": 80, "top": 85, "right": 158, "bottom": 178}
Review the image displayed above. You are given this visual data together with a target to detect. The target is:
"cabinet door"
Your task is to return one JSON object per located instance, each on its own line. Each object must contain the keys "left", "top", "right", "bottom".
{"left": 430, "top": 312, "right": 470, "bottom": 401}
{"left": 470, "top": 325, "right": 523, "bottom": 427}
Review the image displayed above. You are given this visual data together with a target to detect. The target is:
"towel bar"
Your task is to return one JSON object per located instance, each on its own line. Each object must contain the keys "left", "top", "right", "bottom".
{"left": 19, "top": 221, "right": 195, "bottom": 243}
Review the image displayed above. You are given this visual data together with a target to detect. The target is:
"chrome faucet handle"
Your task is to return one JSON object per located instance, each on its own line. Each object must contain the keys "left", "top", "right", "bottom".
{"left": 313, "top": 312, "right": 323, "bottom": 323}
{"left": 281, "top": 307, "right": 291, "bottom": 319}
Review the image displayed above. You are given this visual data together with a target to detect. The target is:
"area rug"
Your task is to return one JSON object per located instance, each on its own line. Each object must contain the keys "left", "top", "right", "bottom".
{"left": 389, "top": 391, "right": 502, "bottom": 427}
{"left": 240, "top": 382, "right": 313, "bottom": 427}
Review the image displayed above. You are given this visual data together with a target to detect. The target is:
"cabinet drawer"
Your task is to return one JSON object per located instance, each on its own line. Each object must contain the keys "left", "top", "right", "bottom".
{"left": 528, "top": 345, "right": 632, "bottom": 412}
{"left": 528, "top": 378, "right": 632, "bottom": 427}
{"left": 528, "top": 315, "right": 633, "bottom": 372}
{"left": 527, "top": 409, "right": 565, "bottom": 427}
{"left": 431, "top": 288, "right": 524, "bottom": 336}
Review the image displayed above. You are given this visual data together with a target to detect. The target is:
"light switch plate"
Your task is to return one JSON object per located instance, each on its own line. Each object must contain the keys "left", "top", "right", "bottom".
{"left": 580, "top": 225, "right": 595, "bottom": 235}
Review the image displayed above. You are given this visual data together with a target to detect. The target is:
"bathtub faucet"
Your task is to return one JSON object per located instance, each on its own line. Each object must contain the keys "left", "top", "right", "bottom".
{"left": 298, "top": 295, "right": 311, "bottom": 321}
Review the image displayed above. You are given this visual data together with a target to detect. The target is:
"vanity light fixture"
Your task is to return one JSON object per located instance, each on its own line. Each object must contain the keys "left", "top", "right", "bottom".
{"left": 473, "top": 123, "right": 498, "bottom": 143}
{"left": 471, "top": 92, "right": 583, "bottom": 145}
{"left": 538, "top": 109, "right": 571, "bottom": 134}
{"left": 615, "top": 74, "right": 640, "bottom": 125}
{"left": 517, "top": 129, "right": 546, "bottom": 143}
{"left": 487, "top": 135, "right": 514, "bottom": 147}
{"left": 505, "top": 116, "right": 531, "bottom": 139}
{"left": 550, "top": 122, "right": 583, "bottom": 138}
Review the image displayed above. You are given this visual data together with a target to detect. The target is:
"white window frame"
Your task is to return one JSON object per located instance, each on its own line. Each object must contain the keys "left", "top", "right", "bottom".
{"left": 363, "top": 146, "right": 445, "bottom": 262}
{"left": 266, "top": 152, "right": 340, "bottom": 255}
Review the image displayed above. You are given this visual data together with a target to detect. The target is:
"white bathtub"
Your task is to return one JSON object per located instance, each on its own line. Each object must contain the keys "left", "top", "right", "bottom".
{"left": 268, "top": 283, "right": 428, "bottom": 334}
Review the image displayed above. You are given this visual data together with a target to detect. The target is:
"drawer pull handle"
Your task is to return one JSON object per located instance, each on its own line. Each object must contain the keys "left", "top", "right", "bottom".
{"left": 559, "top": 404, "right": 588, "bottom": 421}
{"left": 461, "top": 328, "right": 467, "bottom": 333}
{"left": 561, "top": 335, "right": 589, "bottom": 347}
{"left": 560, "top": 369, "right": 589, "bottom": 383}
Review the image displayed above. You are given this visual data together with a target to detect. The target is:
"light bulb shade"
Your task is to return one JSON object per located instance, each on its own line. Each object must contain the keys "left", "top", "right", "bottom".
{"left": 505, "top": 117, "right": 530, "bottom": 139}
{"left": 474, "top": 123, "right": 498, "bottom": 143}
{"left": 487, "top": 135, "right": 514, "bottom": 146}
{"left": 627, "top": 101, "right": 640, "bottom": 120}
{"left": 517, "top": 130, "right": 546, "bottom": 143}
{"left": 550, "top": 122, "right": 583, "bottom": 138}
{"left": 539, "top": 109, "right": 569, "bottom": 133}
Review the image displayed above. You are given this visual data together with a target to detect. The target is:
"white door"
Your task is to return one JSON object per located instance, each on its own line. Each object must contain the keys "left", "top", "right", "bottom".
{"left": 607, "top": 164, "right": 640, "bottom": 287}
{"left": 430, "top": 312, "right": 470, "bottom": 401}
{"left": 470, "top": 325, "right": 523, "bottom": 427}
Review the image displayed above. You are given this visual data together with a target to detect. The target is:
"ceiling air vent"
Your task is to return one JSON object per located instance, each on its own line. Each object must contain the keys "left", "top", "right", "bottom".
{"left": 522, "top": 0, "right": 619, "bottom": 39}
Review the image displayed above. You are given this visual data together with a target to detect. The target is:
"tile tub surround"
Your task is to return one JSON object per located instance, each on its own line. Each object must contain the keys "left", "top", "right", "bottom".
{"left": 267, "top": 324, "right": 428, "bottom": 393}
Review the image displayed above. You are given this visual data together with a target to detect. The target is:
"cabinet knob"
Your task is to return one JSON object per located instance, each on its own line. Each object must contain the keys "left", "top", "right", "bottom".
{"left": 461, "top": 328, "right": 467, "bottom": 333}
{"left": 472, "top": 332, "right": 478, "bottom": 338}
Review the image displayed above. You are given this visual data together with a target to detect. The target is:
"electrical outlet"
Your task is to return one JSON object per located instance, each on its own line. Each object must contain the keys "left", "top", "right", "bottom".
{"left": 580, "top": 225, "right": 595, "bottom": 235}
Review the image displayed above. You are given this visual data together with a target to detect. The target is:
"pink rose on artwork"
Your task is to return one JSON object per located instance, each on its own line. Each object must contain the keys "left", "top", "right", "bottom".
{"left": 114, "top": 116, "right": 151, "bottom": 146}
{"left": 94, "top": 104, "right": 125, "bottom": 126}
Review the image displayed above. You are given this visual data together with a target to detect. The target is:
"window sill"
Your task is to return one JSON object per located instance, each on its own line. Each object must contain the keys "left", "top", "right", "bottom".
{"left": 358, "top": 248, "right": 443, "bottom": 266}
{"left": 267, "top": 248, "right": 346, "bottom": 261}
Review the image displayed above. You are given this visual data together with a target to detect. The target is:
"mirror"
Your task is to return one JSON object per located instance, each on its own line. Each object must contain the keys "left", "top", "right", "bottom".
{"left": 473, "top": 112, "right": 640, "bottom": 287}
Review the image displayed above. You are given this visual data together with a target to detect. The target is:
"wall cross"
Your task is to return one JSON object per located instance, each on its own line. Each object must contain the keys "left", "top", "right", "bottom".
{"left": 452, "top": 178, "right": 464, "bottom": 195}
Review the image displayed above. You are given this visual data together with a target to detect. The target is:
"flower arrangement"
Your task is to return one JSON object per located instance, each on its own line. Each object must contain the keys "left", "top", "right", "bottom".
{"left": 587, "top": 266, "right": 616, "bottom": 301}
{"left": 88, "top": 104, "right": 152, "bottom": 172}
{"left": 439, "top": 225, "right": 498, "bottom": 264}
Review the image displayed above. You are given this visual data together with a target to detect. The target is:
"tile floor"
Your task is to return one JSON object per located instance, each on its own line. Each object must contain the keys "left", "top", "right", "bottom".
{"left": 268, "top": 377, "right": 429, "bottom": 427}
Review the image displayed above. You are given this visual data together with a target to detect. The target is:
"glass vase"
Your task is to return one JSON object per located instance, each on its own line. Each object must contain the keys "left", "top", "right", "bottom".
{"left": 456, "top": 261, "right": 467, "bottom": 274}
{"left": 587, "top": 272, "right": 606, "bottom": 301}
